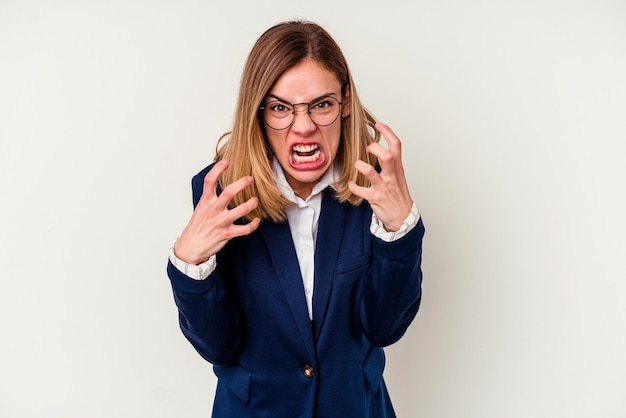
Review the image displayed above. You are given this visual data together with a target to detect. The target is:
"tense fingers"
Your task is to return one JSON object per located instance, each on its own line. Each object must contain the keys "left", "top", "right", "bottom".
{"left": 201, "top": 159, "right": 230, "bottom": 201}
{"left": 200, "top": 159, "right": 255, "bottom": 212}
{"left": 177, "top": 161, "right": 260, "bottom": 265}
{"left": 227, "top": 196, "right": 259, "bottom": 223}
{"left": 349, "top": 122, "right": 413, "bottom": 231}
{"left": 375, "top": 122, "right": 402, "bottom": 157}
{"left": 218, "top": 175, "right": 254, "bottom": 207}
{"left": 370, "top": 123, "right": 407, "bottom": 178}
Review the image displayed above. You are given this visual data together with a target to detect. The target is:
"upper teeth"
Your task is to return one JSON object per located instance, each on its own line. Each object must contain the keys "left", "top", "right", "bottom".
{"left": 293, "top": 144, "right": 318, "bottom": 153}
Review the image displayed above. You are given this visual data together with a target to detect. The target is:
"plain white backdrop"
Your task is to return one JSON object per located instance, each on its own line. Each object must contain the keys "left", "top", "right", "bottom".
{"left": 1, "top": 1, "right": 625, "bottom": 417}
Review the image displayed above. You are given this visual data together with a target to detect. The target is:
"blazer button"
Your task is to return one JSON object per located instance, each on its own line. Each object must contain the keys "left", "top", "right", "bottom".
{"left": 303, "top": 365, "right": 315, "bottom": 379}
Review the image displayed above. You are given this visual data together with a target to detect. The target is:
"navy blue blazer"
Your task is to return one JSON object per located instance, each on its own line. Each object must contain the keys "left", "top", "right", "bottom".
{"left": 168, "top": 164, "right": 425, "bottom": 418}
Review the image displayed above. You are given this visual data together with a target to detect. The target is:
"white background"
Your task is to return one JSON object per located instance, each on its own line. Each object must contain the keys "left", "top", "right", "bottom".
{"left": 1, "top": 1, "right": 625, "bottom": 417}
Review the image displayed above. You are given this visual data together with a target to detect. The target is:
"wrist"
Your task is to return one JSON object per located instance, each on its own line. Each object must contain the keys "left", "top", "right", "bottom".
{"left": 173, "top": 239, "right": 206, "bottom": 265}
{"left": 169, "top": 240, "right": 216, "bottom": 281}
{"left": 382, "top": 205, "right": 413, "bottom": 232}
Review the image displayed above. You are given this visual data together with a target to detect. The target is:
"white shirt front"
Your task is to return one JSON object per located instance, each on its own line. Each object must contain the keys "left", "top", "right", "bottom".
{"left": 272, "top": 158, "right": 338, "bottom": 320}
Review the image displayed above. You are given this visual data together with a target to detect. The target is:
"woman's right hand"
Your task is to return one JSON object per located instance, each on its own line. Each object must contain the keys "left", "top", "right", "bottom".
{"left": 173, "top": 159, "right": 261, "bottom": 265}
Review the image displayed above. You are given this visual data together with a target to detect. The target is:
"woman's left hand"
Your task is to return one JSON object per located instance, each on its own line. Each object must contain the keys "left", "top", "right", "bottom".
{"left": 348, "top": 122, "right": 413, "bottom": 232}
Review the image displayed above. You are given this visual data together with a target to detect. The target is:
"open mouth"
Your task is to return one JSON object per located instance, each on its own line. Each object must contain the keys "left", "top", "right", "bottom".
{"left": 292, "top": 144, "right": 321, "bottom": 163}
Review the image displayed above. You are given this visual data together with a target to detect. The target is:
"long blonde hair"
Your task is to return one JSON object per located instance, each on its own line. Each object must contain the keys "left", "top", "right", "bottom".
{"left": 216, "top": 20, "right": 379, "bottom": 222}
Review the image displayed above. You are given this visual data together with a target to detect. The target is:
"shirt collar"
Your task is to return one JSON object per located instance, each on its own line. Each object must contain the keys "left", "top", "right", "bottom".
{"left": 272, "top": 157, "right": 339, "bottom": 205}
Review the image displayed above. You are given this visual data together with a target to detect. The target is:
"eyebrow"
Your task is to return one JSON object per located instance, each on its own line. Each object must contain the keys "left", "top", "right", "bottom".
{"left": 265, "top": 92, "right": 340, "bottom": 104}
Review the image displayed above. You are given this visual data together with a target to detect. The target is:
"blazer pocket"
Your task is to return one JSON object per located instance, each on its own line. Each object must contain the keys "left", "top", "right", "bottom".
{"left": 213, "top": 364, "right": 252, "bottom": 403}
{"left": 336, "top": 253, "right": 371, "bottom": 281}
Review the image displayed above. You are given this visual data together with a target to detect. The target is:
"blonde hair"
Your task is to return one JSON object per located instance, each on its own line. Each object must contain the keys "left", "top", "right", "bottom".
{"left": 216, "top": 20, "right": 379, "bottom": 222}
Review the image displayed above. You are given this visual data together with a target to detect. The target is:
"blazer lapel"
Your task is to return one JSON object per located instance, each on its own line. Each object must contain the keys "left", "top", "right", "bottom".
{"left": 261, "top": 220, "right": 316, "bottom": 356}
{"left": 312, "top": 189, "right": 348, "bottom": 340}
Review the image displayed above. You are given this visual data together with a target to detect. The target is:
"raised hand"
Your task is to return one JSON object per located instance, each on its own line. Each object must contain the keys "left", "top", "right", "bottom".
{"left": 348, "top": 122, "right": 413, "bottom": 232}
{"left": 174, "top": 159, "right": 261, "bottom": 265}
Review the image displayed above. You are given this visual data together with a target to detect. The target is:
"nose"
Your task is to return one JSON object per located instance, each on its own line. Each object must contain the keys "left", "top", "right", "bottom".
{"left": 290, "top": 103, "right": 316, "bottom": 134}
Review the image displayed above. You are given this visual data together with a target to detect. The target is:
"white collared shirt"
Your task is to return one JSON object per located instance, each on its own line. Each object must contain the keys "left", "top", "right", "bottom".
{"left": 170, "top": 160, "right": 420, "bottom": 321}
{"left": 272, "top": 158, "right": 338, "bottom": 320}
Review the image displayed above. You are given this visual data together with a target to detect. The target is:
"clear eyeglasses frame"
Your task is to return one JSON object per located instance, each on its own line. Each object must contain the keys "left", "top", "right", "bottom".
{"left": 259, "top": 96, "right": 344, "bottom": 131}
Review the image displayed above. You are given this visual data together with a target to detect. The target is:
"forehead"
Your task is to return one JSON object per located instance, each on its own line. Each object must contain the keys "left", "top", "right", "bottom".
{"left": 268, "top": 60, "right": 342, "bottom": 103}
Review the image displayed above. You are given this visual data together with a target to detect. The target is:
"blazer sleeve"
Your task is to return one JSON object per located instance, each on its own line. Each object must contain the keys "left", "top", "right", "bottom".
{"left": 361, "top": 217, "right": 425, "bottom": 347}
{"left": 168, "top": 164, "right": 243, "bottom": 365}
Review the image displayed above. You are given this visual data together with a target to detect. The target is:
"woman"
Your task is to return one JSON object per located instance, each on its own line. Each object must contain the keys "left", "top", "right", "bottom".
{"left": 168, "top": 20, "right": 425, "bottom": 417}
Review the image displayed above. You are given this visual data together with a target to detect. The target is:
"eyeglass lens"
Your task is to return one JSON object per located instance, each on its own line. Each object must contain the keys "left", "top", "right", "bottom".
{"left": 261, "top": 97, "right": 342, "bottom": 130}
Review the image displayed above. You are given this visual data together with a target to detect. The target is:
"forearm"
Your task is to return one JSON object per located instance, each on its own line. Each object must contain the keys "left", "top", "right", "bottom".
{"left": 167, "top": 261, "right": 243, "bottom": 365}
{"left": 361, "top": 218, "right": 425, "bottom": 346}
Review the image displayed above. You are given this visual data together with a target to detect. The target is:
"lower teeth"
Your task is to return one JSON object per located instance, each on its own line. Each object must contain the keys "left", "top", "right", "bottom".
{"left": 294, "top": 150, "right": 319, "bottom": 162}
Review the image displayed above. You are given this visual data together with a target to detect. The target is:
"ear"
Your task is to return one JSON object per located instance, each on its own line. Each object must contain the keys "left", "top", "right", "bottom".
{"left": 341, "top": 88, "right": 351, "bottom": 118}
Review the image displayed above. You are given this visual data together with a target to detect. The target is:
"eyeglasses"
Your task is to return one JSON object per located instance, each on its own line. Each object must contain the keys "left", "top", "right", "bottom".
{"left": 259, "top": 96, "right": 343, "bottom": 130}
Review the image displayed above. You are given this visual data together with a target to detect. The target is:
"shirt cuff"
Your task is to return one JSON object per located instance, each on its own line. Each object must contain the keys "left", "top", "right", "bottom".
{"left": 168, "top": 240, "right": 216, "bottom": 280}
{"left": 370, "top": 202, "right": 420, "bottom": 242}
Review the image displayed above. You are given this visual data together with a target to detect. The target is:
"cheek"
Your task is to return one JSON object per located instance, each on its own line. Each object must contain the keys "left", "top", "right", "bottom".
{"left": 328, "top": 126, "right": 342, "bottom": 153}
{"left": 266, "top": 133, "right": 285, "bottom": 155}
